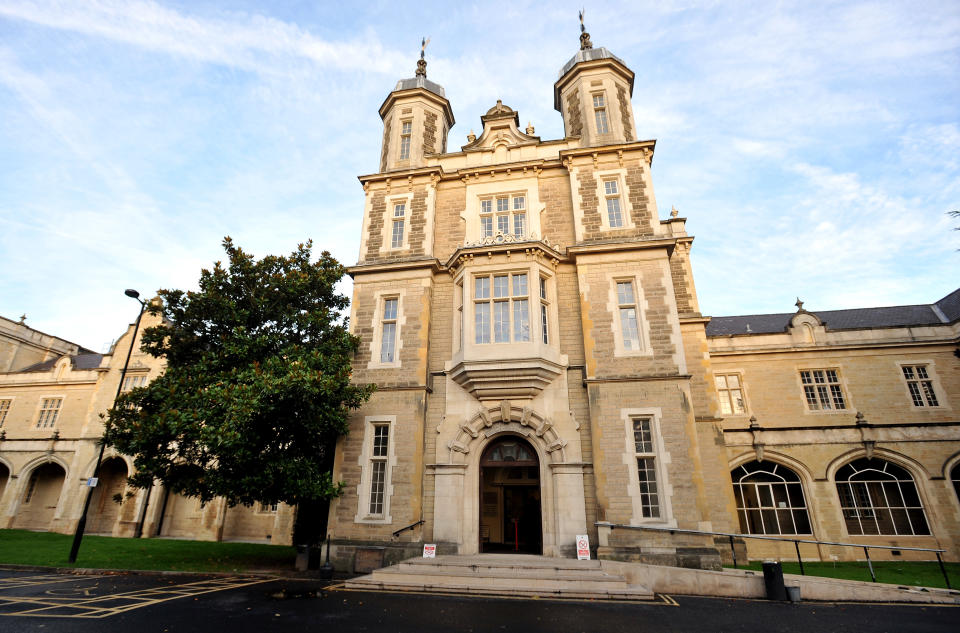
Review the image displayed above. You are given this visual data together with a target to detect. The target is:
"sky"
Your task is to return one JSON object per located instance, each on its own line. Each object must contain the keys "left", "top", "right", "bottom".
{"left": 1, "top": 1, "right": 958, "bottom": 352}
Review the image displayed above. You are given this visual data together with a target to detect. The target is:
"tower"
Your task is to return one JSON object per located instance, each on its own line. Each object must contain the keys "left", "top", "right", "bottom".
{"left": 377, "top": 42, "right": 455, "bottom": 172}
{"left": 554, "top": 19, "right": 637, "bottom": 145}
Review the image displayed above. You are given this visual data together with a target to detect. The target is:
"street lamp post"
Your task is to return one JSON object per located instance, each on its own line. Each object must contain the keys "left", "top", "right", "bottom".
{"left": 68, "top": 289, "right": 147, "bottom": 563}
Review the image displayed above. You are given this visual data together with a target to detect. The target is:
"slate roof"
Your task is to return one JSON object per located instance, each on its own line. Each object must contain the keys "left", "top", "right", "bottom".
{"left": 393, "top": 76, "right": 446, "bottom": 98}
{"left": 706, "top": 288, "right": 960, "bottom": 337}
{"left": 17, "top": 352, "right": 104, "bottom": 373}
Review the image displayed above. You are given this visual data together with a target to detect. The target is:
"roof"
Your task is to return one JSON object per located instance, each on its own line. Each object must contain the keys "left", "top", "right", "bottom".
{"left": 392, "top": 76, "right": 446, "bottom": 99}
{"left": 705, "top": 288, "right": 960, "bottom": 337}
{"left": 17, "top": 352, "right": 104, "bottom": 373}
{"left": 558, "top": 46, "right": 628, "bottom": 79}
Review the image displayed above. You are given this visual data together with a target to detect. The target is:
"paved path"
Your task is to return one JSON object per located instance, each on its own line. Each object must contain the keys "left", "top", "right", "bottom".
{"left": 0, "top": 569, "right": 956, "bottom": 632}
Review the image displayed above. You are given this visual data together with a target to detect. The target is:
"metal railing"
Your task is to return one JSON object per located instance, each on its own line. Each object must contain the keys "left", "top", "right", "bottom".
{"left": 596, "top": 522, "right": 952, "bottom": 588}
{"left": 392, "top": 518, "right": 425, "bottom": 538}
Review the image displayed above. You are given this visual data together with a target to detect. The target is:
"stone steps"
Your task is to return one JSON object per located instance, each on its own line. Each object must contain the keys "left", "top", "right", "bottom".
{"left": 344, "top": 554, "right": 655, "bottom": 601}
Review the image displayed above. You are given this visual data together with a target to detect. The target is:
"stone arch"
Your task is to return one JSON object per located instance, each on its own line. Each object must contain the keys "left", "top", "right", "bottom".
{"left": 17, "top": 453, "right": 71, "bottom": 479}
{"left": 446, "top": 401, "right": 567, "bottom": 465}
{"left": 0, "top": 459, "right": 9, "bottom": 503}
{"left": 87, "top": 456, "right": 130, "bottom": 535}
{"left": 12, "top": 460, "right": 68, "bottom": 531}
{"left": 729, "top": 450, "right": 816, "bottom": 486}
{"left": 825, "top": 447, "right": 931, "bottom": 483}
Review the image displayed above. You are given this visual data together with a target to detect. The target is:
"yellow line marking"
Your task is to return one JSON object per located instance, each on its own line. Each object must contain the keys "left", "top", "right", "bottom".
{"left": 0, "top": 575, "right": 275, "bottom": 619}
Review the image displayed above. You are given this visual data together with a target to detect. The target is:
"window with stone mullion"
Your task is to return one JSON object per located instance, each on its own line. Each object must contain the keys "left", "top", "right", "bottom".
{"left": 474, "top": 273, "right": 529, "bottom": 344}
{"left": 632, "top": 417, "right": 660, "bottom": 519}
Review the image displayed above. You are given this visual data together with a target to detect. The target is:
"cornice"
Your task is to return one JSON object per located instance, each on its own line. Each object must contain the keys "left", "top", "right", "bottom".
{"left": 347, "top": 258, "right": 442, "bottom": 277}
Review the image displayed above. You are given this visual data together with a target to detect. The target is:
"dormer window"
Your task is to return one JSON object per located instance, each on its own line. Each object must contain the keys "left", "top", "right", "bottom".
{"left": 398, "top": 120, "right": 412, "bottom": 160}
{"left": 593, "top": 93, "right": 609, "bottom": 135}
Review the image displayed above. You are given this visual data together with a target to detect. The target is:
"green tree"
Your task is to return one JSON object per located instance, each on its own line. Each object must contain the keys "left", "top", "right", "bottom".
{"left": 104, "top": 238, "right": 373, "bottom": 515}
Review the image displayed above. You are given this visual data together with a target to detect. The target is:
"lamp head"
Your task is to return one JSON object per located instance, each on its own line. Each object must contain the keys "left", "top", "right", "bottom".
{"left": 124, "top": 289, "right": 140, "bottom": 299}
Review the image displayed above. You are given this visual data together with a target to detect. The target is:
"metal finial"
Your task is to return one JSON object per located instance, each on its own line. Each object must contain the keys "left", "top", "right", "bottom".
{"left": 416, "top": 37, "right": 430, "bottom": 77}
{"left": 578, "top": 9, "right": 593, "bottom": 49}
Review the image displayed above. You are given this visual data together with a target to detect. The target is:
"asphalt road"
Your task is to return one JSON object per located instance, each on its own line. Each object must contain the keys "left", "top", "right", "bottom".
{"left": 0, "top": 569, "right": 955, "bottom": 633}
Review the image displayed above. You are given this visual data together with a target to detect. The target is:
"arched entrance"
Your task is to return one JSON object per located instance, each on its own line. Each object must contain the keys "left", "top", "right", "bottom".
{"left": 479, "top": 436, "right": 542, "bottom": 554}
{"left": 13, "top": 462, "right": 66, "bottom": 531}
{"left": 87, "top": 457, "right": 129, "bottom": 535}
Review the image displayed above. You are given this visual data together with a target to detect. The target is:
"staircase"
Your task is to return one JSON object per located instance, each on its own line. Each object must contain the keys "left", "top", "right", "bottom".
{"left": 344, "top": 554, "right": 655, "bottom": 601}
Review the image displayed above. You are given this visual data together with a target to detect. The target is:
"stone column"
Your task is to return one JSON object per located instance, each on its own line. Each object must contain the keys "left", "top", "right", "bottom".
{"left": 550, "top": 463, "right": 588, "bottom": 556}
{"left": 432, "top": 464, "right": 466, "bottom": 547}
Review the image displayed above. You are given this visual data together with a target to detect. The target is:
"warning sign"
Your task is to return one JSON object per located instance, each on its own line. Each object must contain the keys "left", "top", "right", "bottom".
{"left": 423, "top": 544, "right": 436, "bottom": 558}
{"left": 576, "top": 534, "right": 590, "bottom": 560}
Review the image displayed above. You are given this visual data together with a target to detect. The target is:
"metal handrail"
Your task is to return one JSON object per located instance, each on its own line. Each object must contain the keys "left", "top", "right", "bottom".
{"left": 392, "top": 518, "right": 425, "bottom": 538}
{"left": 595, "top": 521, "right": 952, "bottom": 588}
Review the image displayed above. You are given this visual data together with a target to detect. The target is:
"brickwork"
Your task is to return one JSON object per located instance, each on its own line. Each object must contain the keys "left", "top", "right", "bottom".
{"left": 330, "top": 389, "right": 426, "bottom": 541}
{"left": 575, "top": 155, "right": 657, "bottom": 242}
{"left": 423, "top": 111, "right": 437, "bottom": 156}
{"left": 379, "top": 116, "right": 392, "bottom": 173}
{"left": 579, "top": 258, "right": 681, "bottom": 379}
{"left": 566, "top": 90, "right": 582, "bottom": 137}
{"left": 587, "top": 379, "right": 705, "bottom": 528}
{"left": 537, "top": 171, "right": 576, "bottom": 246}
{"left": 432, "top": 182, "right": 466, "bottom": 261}
{"left": 364, "top": 191, "right": 386, "bottom": 261}
{"left": 407, "top": 187, "right": 428, "bottom": 256}
{"left": 576, "top": 167, "right": 601, "bottom": 234}
{"left": 669, "top": 245, "right": 695, "bottom": 313}
{"left": 351, "top": 276, "right": 431, "bottom": 387}
{"left": 616, "top": 83, "right": 633, "bottom": 142}
{"left": 623, "top": 163, "right": 655, "bottom": 236}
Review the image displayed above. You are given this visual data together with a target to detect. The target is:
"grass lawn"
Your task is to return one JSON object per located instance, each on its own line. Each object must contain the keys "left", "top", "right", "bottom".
{"left": 0, "top": 529, "right": 296, "bottom": 573}
{"left": 728, "top": 560, "right": 959, "bottom": 590}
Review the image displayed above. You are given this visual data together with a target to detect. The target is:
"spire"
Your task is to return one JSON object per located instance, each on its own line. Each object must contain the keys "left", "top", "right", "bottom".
{"left": 578, "top": 9, "right": 593, "bottom": 50}
{"left": 416, "top": 36, "right": 430, "bottom": 77}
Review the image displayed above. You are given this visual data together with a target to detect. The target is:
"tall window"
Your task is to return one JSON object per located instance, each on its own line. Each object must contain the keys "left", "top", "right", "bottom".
{"left": 732, "top": 461, "right": 812, "bottom": 535}
{"left": 539, "top": 276, "right": 549, "bottom": 345}
{"left": 836, "top": 458, "right": 930, "bottom": 536}
{"left": 632, "top": 417, "right": 660, "bottom": 518}
{"left": 0, "top": 399, "right": 10, "bottom": 427}
{"left": 616, "top": 280, "right": 641, "bottom": 351}
{"left": 23, "top": 469, "right": 41, "bottom": 504}
{"left": 902, "top": 365, "right": 939, "bottom": 407}
{"left": 380, "top": 298, "right": 398, "bottom": 363}
{"left": 951, "top": 463, "right": 960, "bottom": 505}
{"left": 391, "top": 202, "right": 406, "bottom": 249}
{"left": 480, "top": 194, "right": 526, "bottom": 238}
{"left": 474, "top": 273, "right": 530, "bottom": 344}
{"left": 122, "top": 374, "right": 147, "bottom": 392}
{"left": 368, "top": 424, "right": 390, "bottom": 515}
{"left": 593, "top": 93, "right": 609, "bottom": 134}
{"left": 800, "top": 369, "right": 846, "bottom": 410}
{"left": 36, "top": 398, "right": 62, "bottom": 429}
{"left": 603, "top": 179, "right": 623, "bottom": 228}
{"left": 398, "top": 120, "right": 412, "bottom": 160}
{"left": 715, "top": 373, "right": 746, "bottom": 415}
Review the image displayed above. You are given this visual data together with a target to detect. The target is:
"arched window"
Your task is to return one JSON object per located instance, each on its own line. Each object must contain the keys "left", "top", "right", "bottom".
{"left": 835, "top": 458, "right": 930, "bottom": 536}
{"left": 732, "top": 461, "right": 812, "bottom": 535}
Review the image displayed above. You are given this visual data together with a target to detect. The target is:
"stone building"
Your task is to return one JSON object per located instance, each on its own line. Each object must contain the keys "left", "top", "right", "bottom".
{"left": 0, "top": 308, "right": 294, "bottom": 544}
{"left": 325, "top": 28, "right": 960, "bottom": 571}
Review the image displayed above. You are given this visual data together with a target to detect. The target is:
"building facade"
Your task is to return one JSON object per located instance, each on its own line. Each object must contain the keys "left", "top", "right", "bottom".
{"left": 325, "top": 30, "right": 960, "bottom": 571}
{"left": 0, "top": 307, "right": 295, "bottom": 544}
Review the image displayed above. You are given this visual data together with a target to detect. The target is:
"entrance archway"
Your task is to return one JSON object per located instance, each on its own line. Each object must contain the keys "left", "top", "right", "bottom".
{"left": 13, "top": 462, "right": 66, "bottom": 531}
{"left": 87, "top": 457, "right": 128, "bottom": 535}
{"left": 479, "top": 436, "right": 542, "bottom": 554}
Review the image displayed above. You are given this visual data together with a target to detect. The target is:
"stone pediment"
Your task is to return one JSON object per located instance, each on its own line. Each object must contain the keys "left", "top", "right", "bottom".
{"left": 462, "top": 100, "right": 539, "bottom": 151}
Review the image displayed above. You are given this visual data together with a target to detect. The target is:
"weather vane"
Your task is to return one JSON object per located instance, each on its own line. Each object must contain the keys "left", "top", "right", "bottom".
{"left": 416, "top": 37, "right": 430, "bottom": 77}
{"left": 578, "top": 9, "right": 592, "bottom": 49}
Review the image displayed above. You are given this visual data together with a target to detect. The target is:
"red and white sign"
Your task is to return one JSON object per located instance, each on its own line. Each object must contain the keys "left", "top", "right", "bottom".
{"left": 576, "top": 534, "right": 590, "bottom": 560}
{"left": 423, "top": 543, "right": 436, "bottom": 558}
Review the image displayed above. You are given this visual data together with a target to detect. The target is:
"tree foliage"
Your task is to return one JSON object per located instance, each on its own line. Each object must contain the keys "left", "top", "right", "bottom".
{"left": 104, "top": 238, "right": 373, "bottom": 507}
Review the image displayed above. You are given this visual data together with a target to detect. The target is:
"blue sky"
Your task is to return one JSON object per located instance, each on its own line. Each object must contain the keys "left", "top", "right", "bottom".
{"left": 1, "top": 1, "right": 958, "bottom": 351}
